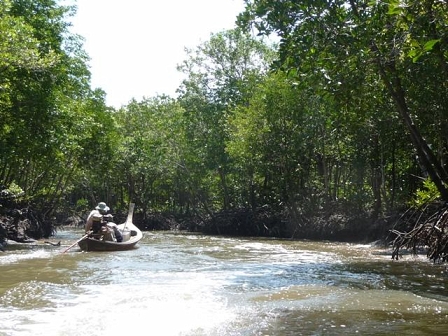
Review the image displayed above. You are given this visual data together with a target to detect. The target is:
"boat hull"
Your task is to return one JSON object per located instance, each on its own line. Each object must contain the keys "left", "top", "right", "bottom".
{"left": 78, "top": 216, "right": 143, "bottom": 252}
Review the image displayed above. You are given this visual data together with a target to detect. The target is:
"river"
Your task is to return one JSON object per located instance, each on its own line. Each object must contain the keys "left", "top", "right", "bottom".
{"left": 0, "top": 229, "right": 447, "bottom": 335}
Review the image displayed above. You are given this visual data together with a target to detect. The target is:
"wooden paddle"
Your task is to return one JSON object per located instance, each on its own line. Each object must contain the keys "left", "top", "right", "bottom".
{"left": 61, "top": 232, "right": 90, "bottom": 253}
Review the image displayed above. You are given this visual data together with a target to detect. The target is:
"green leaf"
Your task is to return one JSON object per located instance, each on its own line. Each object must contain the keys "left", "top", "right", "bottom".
{"left": 423, "top": 39, "right": 440, "bottom": 52}
{"left": 387, "top": 1, "right": 402, "bottom": 15}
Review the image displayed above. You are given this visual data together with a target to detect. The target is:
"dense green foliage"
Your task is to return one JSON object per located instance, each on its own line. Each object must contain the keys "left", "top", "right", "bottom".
{"left": 0, "top": 0, "right": 103, "bottom": 215}
{"left": 237, "top": 0, "right": 448, "bottom": 211}
{"left": 1, "top": 0, "right": 447, "bottom": 238}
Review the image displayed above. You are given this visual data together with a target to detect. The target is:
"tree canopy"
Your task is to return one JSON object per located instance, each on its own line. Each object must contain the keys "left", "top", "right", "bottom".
{"left": 1, "top": 0, "right": 447, "bottom": 243}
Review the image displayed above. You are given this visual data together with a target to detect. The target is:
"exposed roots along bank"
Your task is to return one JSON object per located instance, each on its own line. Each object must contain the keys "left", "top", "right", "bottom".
{"left": 143, "top": 206, "right": 391, "bottom": 243}
{"left": 391, "top": 202, "right": 448, "bottom": 262}
{"left": 0, "top": 207, "right": 52, "bottom": 242}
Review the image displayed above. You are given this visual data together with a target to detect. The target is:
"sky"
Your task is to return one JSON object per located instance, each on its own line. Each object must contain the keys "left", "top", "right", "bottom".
{"left": 69, "top": 0, "right": 246, "bottom": 108}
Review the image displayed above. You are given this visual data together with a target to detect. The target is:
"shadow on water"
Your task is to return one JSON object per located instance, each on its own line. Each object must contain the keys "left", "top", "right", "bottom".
{"left": 334, "top": 258, "right": 448, "bottom": 300}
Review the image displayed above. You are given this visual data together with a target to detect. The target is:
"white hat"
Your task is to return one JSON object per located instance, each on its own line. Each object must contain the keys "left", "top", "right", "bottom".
{"left": 95, "top": 202, "right": 110, "bottom": 212}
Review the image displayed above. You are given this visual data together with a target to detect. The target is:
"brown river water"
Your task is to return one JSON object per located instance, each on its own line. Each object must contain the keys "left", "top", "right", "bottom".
{"left": 0, "top": 229, "right": 447, "bottom": 335}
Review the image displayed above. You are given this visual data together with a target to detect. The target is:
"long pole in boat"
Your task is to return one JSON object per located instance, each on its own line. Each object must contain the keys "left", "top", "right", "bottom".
{"left": 61, "top": 232, "right": 89, "bottom": 253}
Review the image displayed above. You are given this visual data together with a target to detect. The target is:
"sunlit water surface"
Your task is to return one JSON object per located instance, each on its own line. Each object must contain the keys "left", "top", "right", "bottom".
{"left": 1, "top": 229, "right": 447, "bottom": 335}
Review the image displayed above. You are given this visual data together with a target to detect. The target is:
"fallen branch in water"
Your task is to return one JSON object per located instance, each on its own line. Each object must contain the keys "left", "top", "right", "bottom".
{"left": 44, "top": 241, "right": 61, "bottom": 246}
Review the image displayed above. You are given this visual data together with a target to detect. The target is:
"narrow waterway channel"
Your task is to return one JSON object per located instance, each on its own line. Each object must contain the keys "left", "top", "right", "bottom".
{"left": 0, "top": 229, "right": 447, "bottom": 335}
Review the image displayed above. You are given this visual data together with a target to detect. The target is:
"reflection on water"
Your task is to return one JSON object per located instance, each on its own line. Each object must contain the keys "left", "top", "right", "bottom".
{"left": 0, "top": 229, "right": 447, "bottom": 335}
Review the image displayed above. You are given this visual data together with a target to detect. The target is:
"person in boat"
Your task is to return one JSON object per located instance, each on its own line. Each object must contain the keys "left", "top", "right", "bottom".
{"left": 85, "top": 202, "right": 123, "bottom": 242}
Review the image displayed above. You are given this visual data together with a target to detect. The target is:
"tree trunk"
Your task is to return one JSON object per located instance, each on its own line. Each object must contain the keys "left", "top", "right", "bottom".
{"left": 373, "top": 51, "right": 448, "bottom": 201}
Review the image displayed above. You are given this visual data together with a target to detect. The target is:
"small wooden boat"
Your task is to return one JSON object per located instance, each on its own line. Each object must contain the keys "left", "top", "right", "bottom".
{"left": 78, "top": 203, "right": 143, "bottom": 252}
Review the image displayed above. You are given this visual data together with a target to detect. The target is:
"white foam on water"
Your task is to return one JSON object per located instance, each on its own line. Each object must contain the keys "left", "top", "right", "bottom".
{"left": 0, "top": 271, "right": 236, "bottom": 336}
{"left": 0, "top": 248, "right": 53, "bottom": 265}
